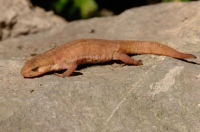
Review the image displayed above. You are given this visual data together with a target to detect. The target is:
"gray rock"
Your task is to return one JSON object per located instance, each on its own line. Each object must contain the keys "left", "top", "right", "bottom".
{"left": 0, "top": 1, "right": 200, "bottom": 132}
{"left": 0, "top": 0, "right": 66, "bottom": 40}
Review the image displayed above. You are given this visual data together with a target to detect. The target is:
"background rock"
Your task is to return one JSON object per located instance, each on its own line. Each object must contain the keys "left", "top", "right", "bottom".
{"left": 0, "top": 1, "right": 200, "bottom": 132}
{"left": 0, "top": 0, "right": 66, "bottom": 40}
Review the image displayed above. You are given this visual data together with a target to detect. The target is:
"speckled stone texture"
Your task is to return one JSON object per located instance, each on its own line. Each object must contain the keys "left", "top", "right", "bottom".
{"left": 0, "top": 1, "right": 200, "bottom": 132}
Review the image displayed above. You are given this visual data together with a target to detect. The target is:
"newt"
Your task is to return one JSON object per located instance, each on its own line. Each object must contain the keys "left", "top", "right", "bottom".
{"left": 21, "top": 39, "right": 196, "bottom": 78}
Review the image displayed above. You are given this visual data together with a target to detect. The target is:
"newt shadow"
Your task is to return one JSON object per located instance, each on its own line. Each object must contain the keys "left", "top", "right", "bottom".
{"left": 178, "top": 58, "right": 200, "bottom": 65}
{"left": 23, "top": 57, "right": 199, "bottom": 79}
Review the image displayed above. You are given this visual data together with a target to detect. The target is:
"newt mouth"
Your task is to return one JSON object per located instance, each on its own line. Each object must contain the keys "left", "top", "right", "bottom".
{"left": 21, "top": 65, "right": 40, "bottom": 78}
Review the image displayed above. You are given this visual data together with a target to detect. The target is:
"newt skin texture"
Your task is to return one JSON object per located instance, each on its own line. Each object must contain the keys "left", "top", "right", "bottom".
{"left": 21, "top": 39, "right": 196, "bottom": 78}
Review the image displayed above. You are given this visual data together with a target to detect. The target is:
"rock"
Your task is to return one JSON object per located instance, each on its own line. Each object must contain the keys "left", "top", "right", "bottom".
{"left": 0, "top": 0, "right": 66, "bottom": 40}
{"left": 0, "top": 1, "right": 200, "bottom": 132}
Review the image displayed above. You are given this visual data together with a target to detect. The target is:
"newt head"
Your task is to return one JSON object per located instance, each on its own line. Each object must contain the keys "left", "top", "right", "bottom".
{"left": 21, "top": 54, "right": 53, "bottom": 78}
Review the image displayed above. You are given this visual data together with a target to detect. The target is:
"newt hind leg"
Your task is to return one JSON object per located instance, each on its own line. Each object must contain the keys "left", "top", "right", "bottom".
{"left": 114, "top": 52, "right": 143, "bottom": 66}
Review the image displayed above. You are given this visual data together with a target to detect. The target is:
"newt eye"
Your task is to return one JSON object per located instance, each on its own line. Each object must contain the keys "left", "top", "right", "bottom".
{"left": 31, "top": 67, "right": 38, "bottom": 72}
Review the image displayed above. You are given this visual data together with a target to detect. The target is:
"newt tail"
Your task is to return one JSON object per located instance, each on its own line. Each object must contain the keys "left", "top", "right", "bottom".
{"left": 21, "top": 39, "right": 196, "bottom": 78}
{"left": 118, "top": 40, "right": 196, "bottom": 59}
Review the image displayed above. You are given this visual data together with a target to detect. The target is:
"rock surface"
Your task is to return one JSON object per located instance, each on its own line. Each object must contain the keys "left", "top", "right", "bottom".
{"left": 0, "top": 1, "right": 200, "bottom": 132}
{"left": 0, "top": 0, "right": 66, "bottom": 40}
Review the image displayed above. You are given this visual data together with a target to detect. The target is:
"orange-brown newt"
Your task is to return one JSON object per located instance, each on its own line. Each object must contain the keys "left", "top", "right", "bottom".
{"left": 21, "top": 39, "right": 196, "bottom": 78}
